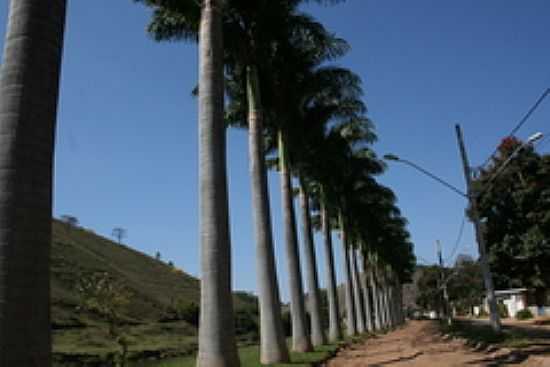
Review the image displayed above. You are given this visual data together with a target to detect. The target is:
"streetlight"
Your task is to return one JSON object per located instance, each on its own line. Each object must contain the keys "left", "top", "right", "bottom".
{"left": 385, "top": 129, "right": 543, "bottom": 333}
{"left": 383, "top": 154, "right": 467, "bottom": 198}
{"left": 481, "top": 132, "right": 544, "bottom": 195}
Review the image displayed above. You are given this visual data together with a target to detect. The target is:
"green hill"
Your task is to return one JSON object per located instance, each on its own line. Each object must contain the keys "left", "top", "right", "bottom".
{"left": 50, "top": 220, "right": 258, "bottom": 365}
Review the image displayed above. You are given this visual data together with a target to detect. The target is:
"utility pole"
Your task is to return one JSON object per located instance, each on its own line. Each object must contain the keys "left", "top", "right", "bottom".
{"left": 437, "top": 240, "right": 452, "bottom": 325}
{"left": 455, "top": 124, "right": 501, "bottom": 332}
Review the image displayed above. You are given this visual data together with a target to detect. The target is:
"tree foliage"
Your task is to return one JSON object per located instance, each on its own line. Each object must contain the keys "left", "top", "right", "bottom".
{"left": 473, "top": 137, "right": 550, "bottom": 300}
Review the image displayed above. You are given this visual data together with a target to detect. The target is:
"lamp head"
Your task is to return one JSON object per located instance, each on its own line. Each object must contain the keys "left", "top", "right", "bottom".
{"left": 527, "top": 132, "right": 544, "bottom": 144}
{"left": 383, "top": 153, "right": 400, "bottom": 161}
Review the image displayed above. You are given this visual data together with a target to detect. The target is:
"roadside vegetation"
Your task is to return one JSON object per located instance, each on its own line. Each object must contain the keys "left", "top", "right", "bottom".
{"left": 441, "top": 319, "right": 550, "bottom": 349}
{"left": 51, "top": 219, "right": 260, "bottom": 365}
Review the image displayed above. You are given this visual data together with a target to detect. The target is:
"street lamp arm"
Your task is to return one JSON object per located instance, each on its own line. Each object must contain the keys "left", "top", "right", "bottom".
{"left": 394, "top": 158, "right": 468, "bottom": 198}
{"left": 478, "top": 132, "right": 543, "bottom": 200}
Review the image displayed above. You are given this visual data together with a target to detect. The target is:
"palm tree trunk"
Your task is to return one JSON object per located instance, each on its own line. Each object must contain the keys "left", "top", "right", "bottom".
{"left": 321, "top": 199, "right": 342, "bottom": 342}
{"left": 197, "top": 2, "right": 240, "bottom": 366}
{"left": 388, "top": 286, "right": 395, "bottom": 328}
{"left": 298, "top": 178, "right": 326, "bottom": 346}
{"left": 0, "top": 1, "right": 66, "bottom": 365}
{"left": 381, "top": 281, "right": 390, "bottom": 329}
{"left": 378, "top": 279, "right": 388, "bottom": 329}
{"left": 359, "top": 255, "right": 373, "bottom": 333}
{"left": 398, "top": 283, "right": 404, "bottom": 324}
{"left": 339, "top": 213, "right": 357, "bottom": 336}
{"left": 247, "top": 66, "right": 289, "bottom": 364}
{"left": 350, "top": 247, "right": 366, "bottom": 333}
{"left": 398, "top": 284, "right": 405, "bottom": 324}
{"left": 278, "top": 130, "right": 312, "bottom": 352}
{"left": 369, "top": 267, "right": 382, "bottom": 331}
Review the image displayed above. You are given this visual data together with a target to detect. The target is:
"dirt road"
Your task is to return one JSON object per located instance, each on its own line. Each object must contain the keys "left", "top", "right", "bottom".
{"left": 325, "top": 321, "right": 550, "bottom": 366}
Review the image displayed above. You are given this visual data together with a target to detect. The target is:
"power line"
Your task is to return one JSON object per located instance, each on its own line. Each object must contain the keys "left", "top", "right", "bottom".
{"left": 481, "top": 88, "right": 550, "bottom": 168}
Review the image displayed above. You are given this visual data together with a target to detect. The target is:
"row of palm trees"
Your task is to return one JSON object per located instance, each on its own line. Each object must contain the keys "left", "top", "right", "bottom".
{"left": 134, "top": 0, "right": 415, "bottom": 366}
{"left": 0, "top": 0, "right": 415, "bottom": 366}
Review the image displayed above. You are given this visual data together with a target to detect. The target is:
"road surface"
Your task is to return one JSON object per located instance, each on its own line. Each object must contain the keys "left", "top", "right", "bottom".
{"left": 325, "top": 320, "right": 550, "bottom": 366}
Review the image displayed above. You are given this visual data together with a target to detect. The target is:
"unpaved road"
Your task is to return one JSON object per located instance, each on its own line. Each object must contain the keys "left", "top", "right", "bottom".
{"left": 326, "top": 321, "right": 550, "bottom": 366}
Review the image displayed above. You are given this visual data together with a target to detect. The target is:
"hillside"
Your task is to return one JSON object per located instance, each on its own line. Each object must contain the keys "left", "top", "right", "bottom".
{"left": 50, "top": 220, "right": 258, "bottom": 365}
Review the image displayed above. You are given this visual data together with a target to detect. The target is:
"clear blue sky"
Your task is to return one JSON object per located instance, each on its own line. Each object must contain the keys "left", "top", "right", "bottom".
{"left": 1, "top": 1, "right": 549, "bottom": 300}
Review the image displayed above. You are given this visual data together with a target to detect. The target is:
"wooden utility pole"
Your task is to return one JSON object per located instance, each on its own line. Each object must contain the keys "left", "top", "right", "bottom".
{"left": 455, "top": 124, "right": 501, "bottom": 332}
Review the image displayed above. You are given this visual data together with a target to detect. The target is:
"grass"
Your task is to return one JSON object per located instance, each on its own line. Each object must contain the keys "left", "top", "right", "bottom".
{"left": 440, "top": 319, "right": 550, "bottom": 349}
{"left": 50, "top": 219, "right": 258, "bottom": 364}
{"left": 130, "top": 339, "right": 356, "bottom": 367}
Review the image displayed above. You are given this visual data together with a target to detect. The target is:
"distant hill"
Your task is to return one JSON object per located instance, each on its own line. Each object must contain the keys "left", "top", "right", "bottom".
{"left": 50, "top": 219, "right": 258, "bottom": 365}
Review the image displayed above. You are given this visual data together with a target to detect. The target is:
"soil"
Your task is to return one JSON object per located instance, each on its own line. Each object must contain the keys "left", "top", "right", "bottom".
{"left": 325, "top": 320, "right": 550, "bottom": 366}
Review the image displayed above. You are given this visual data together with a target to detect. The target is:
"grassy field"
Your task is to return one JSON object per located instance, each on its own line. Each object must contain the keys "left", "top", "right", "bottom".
{"left": 50, "top": 219, "right": 258, "bottom": 365}
{"left": 441, "top": 319, "right": 550, "bottom": 349}
{"left": 130, "top": 341, "right": 348, "bottom": 367}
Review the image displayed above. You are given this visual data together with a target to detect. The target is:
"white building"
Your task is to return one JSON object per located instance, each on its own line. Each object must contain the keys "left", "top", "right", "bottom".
{"left": 480, "top": 288, "right": 550, "bottom": 318}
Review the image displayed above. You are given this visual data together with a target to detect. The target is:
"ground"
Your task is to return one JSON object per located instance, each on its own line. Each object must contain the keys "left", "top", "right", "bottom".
{"left": 326, "top": 320, "right": 550, "bottom": 366}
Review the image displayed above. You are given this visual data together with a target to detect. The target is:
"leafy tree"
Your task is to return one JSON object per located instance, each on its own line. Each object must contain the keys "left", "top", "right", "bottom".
{"left": 77, "top": 272, "right": 131, "bottom": 364}
{"left": 473, "top": 137, "right": 550, "bottom": 306}
{"left": 112, "top": 227, "right": 127, "bottom": 244}
{"left": 415, "top": 265, "right": 445, "bottom": 314}
{"left": 61, "top": 215, "right": 80, "bottom": 228}
{"left": 448, "top": 255, "right": 484, "bottom": 315}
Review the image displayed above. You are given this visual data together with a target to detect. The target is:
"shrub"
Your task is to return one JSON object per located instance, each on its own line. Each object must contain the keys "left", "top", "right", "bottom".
{"left": 180, "top": 302, "right": 200, "bottom": 327}
{"left": 281, "top": 310, "right": 292, "bottom": 337}
{"left": 497, "top": 303, "right": 509, "bottom": 319}
{"left": 516, "top": 308, "right": 533, "bottom": 320}
{"left": 476, "top": 308, "right": 489, "bottom": 318}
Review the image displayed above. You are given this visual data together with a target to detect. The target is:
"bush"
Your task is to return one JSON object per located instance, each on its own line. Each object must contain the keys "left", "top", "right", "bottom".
{"left": 180, "top": 302, "right": 200, "bottom": 327}
{"left": 516, "top": 308, "right": 534, "bottom": 320}
{"left": 497, "top": 303, "right": 509, "bottom": 319}
{"left": 476, "top": 308, "right": 489, "bottom": 318}
{"left": 281, "top": 310, "right": 292, "bottom": 337}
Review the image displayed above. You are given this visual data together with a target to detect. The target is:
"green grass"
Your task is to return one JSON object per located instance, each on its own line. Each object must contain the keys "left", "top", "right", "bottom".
{"left": 440, "top": 320, "right": 549, "bottom": 349}
{"left": 130, "top": 341, "right": 347, "bottom": 367}
{"left": 50, "top": 219, "right": 258, "bottom": 364}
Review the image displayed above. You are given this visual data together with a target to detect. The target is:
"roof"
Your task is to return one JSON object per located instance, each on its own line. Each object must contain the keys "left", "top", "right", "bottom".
{"left": 494, "top": 288, "right": 528, "bottom": 295}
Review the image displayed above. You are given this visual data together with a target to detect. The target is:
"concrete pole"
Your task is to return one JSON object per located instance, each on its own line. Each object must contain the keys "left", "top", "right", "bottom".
{"left": 455, "top": 124, "right": 501, "bottom": 333}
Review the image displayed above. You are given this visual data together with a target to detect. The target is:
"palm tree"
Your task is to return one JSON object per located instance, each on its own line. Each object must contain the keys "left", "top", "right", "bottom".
{"left": 278, "top": 130, "right": 313, "bottom": 352}
{"left": 359, "top": 253, "right": 374, "bottom": 332}
{"left": 320, "top": 198, "right": 343, "bottom": 341}
{"left": 0, "top": 1, "right": 67, "bottom": 364}
{"left": 368, "top": 258, "right": 383, "bottom": 331}
{"left": 246, "top": 65, "right": 290, "bottom": 363}
{"left": 339, "top": 214, "right": 357, "bottom": 336}
{"left": 350, "top": 247, "right": 366, "bottom": 333}
{"left": 196, "top": 1, "right": 240, "bottom": 366}
{"left": 298, "top": 178, "right": 326, "bottom": 346}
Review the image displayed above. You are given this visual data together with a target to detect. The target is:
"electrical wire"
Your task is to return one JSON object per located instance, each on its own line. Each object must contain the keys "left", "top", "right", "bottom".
{"left": 481, "top": 88, "right": 550, "bottom": 168}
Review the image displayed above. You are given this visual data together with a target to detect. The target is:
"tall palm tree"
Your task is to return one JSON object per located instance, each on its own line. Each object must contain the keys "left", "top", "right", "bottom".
{"left": 339, "top": 214, "right": 357, "bottom": 336}
{"left": 278, "top": 130, "right": 313, "bottom": 352}
{"left": 0, "top": 1, "right": 67, "bottom": 365}
{"left": 246, "top": 65, "right": 290, "bottom": 363}
{"left": 368, "top": 258, "right": 382, "bottom": 331}
{"left": 350, "top": 247, "right": 366, "bottom": 333}
{"left": 320, "top": 198, "right": 342, "bottom": 341}
{"left": 298, "top": 178, "right": 326, "bottom": 346}
{"left": 359, "top": 254, "right": 374, "bottom": 332}
{"left": 196, "top": 1, "right": 240, "bottom": 366}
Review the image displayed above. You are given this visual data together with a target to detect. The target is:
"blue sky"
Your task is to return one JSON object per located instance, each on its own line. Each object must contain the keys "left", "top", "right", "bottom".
{"left": 1, "top": 1, "right": 549, "bottom": 300}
